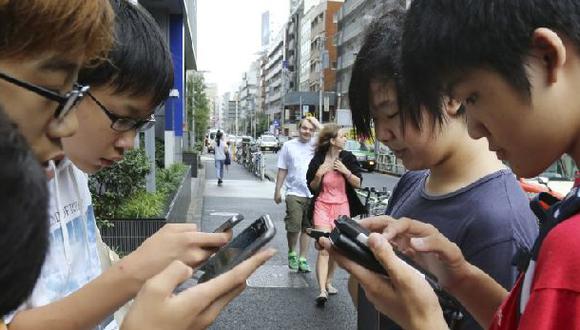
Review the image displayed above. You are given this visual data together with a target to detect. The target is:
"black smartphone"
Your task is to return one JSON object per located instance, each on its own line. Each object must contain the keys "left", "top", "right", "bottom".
{"left": 213, "top": 214, "right": 244, "bottom": 233}
{"left": 197, "top": 215, "right": 276, "bottom": 283}
{"left": 305, "top": 228, "right": 330, "bottom": 240}
{"left": 331, "top": 216, "right": 460, "bottom": 309}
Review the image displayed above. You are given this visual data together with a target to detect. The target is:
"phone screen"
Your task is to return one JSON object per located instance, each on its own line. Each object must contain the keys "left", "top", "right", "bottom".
{"left": 199, "top": 217, "right": 273, "bottom": 282}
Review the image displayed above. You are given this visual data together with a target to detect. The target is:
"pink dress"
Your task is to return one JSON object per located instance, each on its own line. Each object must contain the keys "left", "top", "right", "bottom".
{"left": 313, "top": 170, "right": 350, "bottom": 229}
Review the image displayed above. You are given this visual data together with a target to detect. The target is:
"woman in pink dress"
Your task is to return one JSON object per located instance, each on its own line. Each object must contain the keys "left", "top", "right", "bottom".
{"left": 306, "top": 124, "right": 365, "bottom": 306}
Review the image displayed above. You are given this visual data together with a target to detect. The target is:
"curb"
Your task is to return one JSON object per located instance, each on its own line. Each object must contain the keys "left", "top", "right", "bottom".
{"left": 186, "top": 163, "right": 206, "bottom": 226}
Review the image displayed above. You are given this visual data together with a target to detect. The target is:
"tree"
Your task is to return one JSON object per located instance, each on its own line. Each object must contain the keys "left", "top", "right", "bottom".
{"left": 186, "top": 74, "right": 210, "bottom": 144}
{"left": 256, "top": 111, "right": 269, "bottom": 136}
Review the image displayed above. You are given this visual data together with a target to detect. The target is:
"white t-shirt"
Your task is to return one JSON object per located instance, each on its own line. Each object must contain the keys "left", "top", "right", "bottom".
{"left": 213, "top": 140, "right": 228, "bottom": 161}
{"left": 5, "top": 159, "right": 118, "bottom": 330}
{"left": 277, "top": 138, "right": 316, "bottom": 198}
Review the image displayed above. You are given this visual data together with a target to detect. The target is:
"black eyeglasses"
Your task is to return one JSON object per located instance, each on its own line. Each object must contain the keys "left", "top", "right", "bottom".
{"left": 87, "top": 92, "right": 156, "bottom": 132}
{"left": 0, "top": 71, "right": 89, "bottom": 120}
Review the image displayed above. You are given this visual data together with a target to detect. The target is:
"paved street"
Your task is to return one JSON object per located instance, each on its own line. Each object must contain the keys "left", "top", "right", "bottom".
{"left": 261, "top": 151, "right": 400, "bottom": 192}
{"left": 198, "top": 153, "right": 401, "bottom": 330}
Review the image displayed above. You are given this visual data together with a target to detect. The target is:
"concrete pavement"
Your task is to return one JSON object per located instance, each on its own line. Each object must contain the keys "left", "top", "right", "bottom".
{"left": 199, "top": 155, "right": 357, "bottom": 330}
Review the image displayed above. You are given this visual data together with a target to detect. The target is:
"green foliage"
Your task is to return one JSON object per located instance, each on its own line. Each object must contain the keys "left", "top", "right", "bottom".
{"left": 116, "top": 190, "right": 165, "bottom": 219}
{"left": 156, "top": 163, "right": 187, "bottom": 197}
{"left": 90, "top": 149, "right": 188, "bottom": 227}
{"left": 155, "top": 138, "right": 164, "bottom": 168}
{"left": 187, "top": 74, "right": 210, "bottom": 144}
{"left": 256, "top": 112, "right": 269, "bottom": 136}
{"left": 90, "top": 149, "right": 150, "bottom": 224}
{"left": 193, "top": 141, "right": 204, "bottom": 153}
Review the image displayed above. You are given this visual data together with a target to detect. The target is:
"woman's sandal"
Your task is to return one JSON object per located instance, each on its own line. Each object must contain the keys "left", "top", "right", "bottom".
{"left": 326, "top": 284, "right": 338, "bottom": 295}
{"left": 315, "top": 291, "right": 328, "bottom": 307}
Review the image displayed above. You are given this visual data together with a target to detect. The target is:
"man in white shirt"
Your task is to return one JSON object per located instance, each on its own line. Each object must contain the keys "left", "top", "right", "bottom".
{"left": 274, "top": 117, "right": 321, "bottom": 272}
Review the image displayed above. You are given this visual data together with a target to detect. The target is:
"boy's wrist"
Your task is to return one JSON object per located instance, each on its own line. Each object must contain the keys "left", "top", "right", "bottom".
{"left": 115, "top": 252, "right": 150, "bottom": 294}
{"left": 445, "top": 261, "right": 478, "bottom": 295}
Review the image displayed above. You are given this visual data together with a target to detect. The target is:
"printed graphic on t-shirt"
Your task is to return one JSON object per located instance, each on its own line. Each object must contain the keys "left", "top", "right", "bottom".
{"left": 41, "top": 205, "right": 101, "bottom": 303}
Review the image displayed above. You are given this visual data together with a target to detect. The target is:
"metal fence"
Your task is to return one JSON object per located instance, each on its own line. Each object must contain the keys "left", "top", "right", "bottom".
{"left": 100, "top": 167, "right": 191, "bottom": 255}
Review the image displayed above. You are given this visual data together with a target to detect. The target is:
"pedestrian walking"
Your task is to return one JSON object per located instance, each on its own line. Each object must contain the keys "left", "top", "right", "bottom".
{"left": 213, "top": 131, "right": 228, "bottom": 186}
{"left": 306, "top": 124, "right": 364, "bottom": 306}
{"left": 274, "top": 117, "right": 322, "bottom": 273}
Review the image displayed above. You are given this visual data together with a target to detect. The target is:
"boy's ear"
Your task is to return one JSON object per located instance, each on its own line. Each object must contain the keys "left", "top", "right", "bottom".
{"left": 531, "top": 28, "right": 566, "bottom": 84}
{"left": 442, "top": 96, "right": 463, "bottom": 117}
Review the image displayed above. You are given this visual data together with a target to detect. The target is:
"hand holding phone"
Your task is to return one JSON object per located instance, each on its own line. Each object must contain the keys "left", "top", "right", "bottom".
{"left": 305, "top": 228, "right": 329, "bottom": 240}
{"left": 199, "top": 215, "right": 276, "bottom": 283}
{"left": 329, "top": 216, "right": 461, "bottom": 310}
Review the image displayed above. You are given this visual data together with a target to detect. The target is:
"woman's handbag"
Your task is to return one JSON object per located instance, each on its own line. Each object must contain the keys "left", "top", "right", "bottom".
{"left": 225, "top": 151, "right": 231, "bottom": 165}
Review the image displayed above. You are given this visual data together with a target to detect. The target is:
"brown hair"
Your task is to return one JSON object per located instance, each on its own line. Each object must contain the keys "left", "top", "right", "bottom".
{"left": 0, "top": 0, "right": 115, "bottom": 64}
{"left": 315, "top": 124, "right": 341, "bottom": 155}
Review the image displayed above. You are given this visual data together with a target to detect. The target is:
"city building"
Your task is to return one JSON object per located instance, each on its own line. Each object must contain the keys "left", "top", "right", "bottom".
{"left": 263, "top": 27, "right": 285, "bottom": 134}
{"left": 335, "top": 0, "right": 404, "bottom": 110}
{"left": 238, "top": 61, "right": 260, "bottom": 137}
{"left": 138, "top": 0, "right": 198, "bottom": 165}
{"left": 205, "top": 83, "right": 219, "bottom": 129}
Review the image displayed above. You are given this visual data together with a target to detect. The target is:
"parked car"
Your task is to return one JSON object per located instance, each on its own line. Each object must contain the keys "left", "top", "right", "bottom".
{"left": 259, "top": 134, "right": 278, "bottom": 152}
{"left": 276, "top": 135, "right": 290, "bottom": 151}
{"left": 521, "top": 158, "right": 576, "bottom": 197}
{"left": 344, "top": 139, "right": 376, "bottom": 172}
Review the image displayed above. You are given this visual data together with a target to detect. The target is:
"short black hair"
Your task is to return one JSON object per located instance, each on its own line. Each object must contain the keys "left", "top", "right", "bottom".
{"left": 402, "top": 0, "right": 580, "bottom": 117}
{"left": 0, "top": 108, "right": 49, "bottom": 316}
{"left": 349, "top": 9, "right": 410, "bottom": 138}
{"left": 78, "top": 0, "right": 174, "bottom": 109}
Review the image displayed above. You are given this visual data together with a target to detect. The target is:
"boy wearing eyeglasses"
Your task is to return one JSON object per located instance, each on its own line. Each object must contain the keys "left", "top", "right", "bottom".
{"left": 4, "top": 1, "right": 275, "bottom": 330}
{"left": 0, "top": 0, "right": 114, "bottom": 174}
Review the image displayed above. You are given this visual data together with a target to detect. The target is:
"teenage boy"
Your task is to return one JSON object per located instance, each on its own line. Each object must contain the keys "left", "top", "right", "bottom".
{"left": 347, "top": 9, "right": 538, "bottom": 330}
{"left": 275, "top": 116, "right": 322, "bottom": 272}
{"left": 321, "top": 1, "right": 580, "bottom": 329}
{"left": 4, "top": 1, "right": 274, "bottom": 329}
{"left": 0, "top": 107, "right": 49, "bottom": 318}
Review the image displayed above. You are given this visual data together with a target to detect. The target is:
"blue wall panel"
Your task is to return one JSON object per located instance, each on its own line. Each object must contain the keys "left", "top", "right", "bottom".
{"left": 169, "top": 14, "right": 184, "bottom": 136}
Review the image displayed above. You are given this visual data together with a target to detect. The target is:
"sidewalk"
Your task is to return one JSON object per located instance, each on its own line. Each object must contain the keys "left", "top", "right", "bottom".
{"left": 198, "top": 154, "right": 356, "bottom": 330}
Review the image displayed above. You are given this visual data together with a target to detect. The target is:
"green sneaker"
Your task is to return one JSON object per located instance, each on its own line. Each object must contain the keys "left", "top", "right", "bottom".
{"left": 298, "top": 257, "right": 311, "bottom": 273}
{"left": 288, "top": 251, "right": 299, "bottom": 271}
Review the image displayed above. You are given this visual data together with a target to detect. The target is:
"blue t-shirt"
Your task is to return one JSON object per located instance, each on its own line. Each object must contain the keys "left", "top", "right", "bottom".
{"left": 358, "top": 169, "right": 539, "bottom": 330}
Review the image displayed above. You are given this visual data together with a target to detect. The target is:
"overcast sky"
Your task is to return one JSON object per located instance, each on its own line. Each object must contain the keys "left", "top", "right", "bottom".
{"left": 197, "top": 0, "right": 290, "bottom": 96}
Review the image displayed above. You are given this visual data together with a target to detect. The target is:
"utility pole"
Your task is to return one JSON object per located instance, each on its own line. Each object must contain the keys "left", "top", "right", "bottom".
{"left": 281, "top": 60, "right": 286, "bottom": 135}
{"left": 235, "top": 93, "right": 239, "bottom": 138}
{"left": 318, "top": 35, "right": 325, "bottom": 123}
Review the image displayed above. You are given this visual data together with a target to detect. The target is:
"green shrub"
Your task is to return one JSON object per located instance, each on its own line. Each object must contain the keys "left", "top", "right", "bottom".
{"left": 156, "top": 163, "right": 187, "bottom": 204}
{"left": 90, "top": 149, "right": 150, "bottom": 226}
{"left": 90, "top": 149, "right": 188, "bottom": 228}
{"left": 117, "top": 190, "right": 165, "bottom": 219}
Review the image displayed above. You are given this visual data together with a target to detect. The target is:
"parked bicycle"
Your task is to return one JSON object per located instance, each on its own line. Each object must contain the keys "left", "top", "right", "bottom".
{"left": 355, "top": 186, "right": 391, "bottom": 217}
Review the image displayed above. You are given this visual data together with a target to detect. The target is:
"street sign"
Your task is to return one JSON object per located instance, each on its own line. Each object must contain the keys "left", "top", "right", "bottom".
{"left": 302, "top": 105, "right": 309, "bottom": 116}
{"left": 273, "top": 119, "right": 280, "bottom": 128}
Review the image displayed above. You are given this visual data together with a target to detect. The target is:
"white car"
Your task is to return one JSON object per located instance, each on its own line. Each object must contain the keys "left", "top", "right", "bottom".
{"left": 259, "top": 135, "right": 278, "bottom": 152}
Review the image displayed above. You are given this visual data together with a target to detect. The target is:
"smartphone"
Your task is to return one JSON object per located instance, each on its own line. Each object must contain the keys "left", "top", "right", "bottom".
{"left": 331, "top": 216, "right": 460, "bottom": 309}
{"left": 213, "top": 214, "right": 244, "bottom": 233}
{"left": 197, "top": 215, "right": 276, "bottom": 283}
{"left": 305, "top": 228, "right": 330, "bottom": 240}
